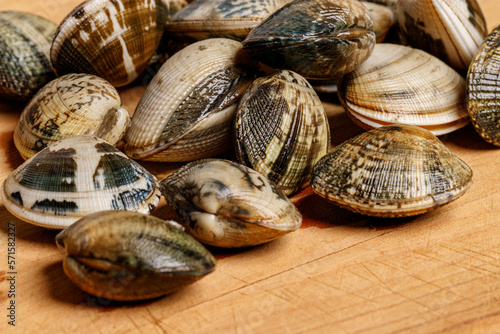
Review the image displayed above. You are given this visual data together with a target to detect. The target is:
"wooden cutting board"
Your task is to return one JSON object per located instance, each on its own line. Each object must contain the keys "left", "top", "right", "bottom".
{"left": 1, "top": 0, "right": 499, "bottom": 332}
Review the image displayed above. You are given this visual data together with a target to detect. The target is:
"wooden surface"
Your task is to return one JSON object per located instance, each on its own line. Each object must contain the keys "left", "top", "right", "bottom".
{"left": 1, "top": 0, "right": 500, "bottom": 332}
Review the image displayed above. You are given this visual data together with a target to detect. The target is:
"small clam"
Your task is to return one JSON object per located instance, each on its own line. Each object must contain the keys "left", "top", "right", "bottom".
{"left": 56, "top": 210, "right": 216, "bottom": 301}
{"left": 0, "top": 11, "right": 57, "bottom": 101}
{"left": 311, "top": 124, "right": 473, "bottom": 218}
{"left": 160, "top": 159, "right": 302, "bottom": 248}
{"left": 467, "top": 25, "right": 500, "bottom": 146}
{"left": 14, "top": 73, "right": 131, "bottom": 160}
{"left": 235, "top": 69, "right": 330, "bottom": 196}
{"left": 241, "top": 0, "right": 376, "bottom": 80}
{"left": 1, "top": 136, "right": 161, "bottom": 229}
{"left": 338, "top": 44, "right": 469, "bottom": 136}
{"left": 362, "top": 2, "right": 396, "bottom": 43}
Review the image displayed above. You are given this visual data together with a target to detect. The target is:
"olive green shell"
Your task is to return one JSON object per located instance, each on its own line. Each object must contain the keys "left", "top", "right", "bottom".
{"left": 0, "top": 11, "right": 56, "bottom": 101}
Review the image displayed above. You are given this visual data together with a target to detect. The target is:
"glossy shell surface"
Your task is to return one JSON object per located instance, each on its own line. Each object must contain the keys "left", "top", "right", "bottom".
{"left": 56, "top": 210, "right": 216, "bottom": 301}
{"left": 160, "top": 159, "right": 302, "bottom": 248}
{"left": 311, "top": 124, "right": 473, "bottom": 218}
{"left": 2, "top": 136, "right": 161, "bottom": 229}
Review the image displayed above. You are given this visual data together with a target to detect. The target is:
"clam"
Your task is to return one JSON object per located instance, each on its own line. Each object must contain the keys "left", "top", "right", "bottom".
{"left": 0, "top": 11, "right": 57, "bottom": 101}
{"left": 362, "top": 1, "right": 396, "bottom": 43}
{"left": 234, "top": 69, "right": 330, "bottom": 196}
{"left": 50, "top": 0, "right": 168, "bottom": 87}
{"left": 337, "top": 43, "right": 469, "bottom": 136}
{"left": 56, "top": 210, "right": 216, "bottom": 301}
{"left": 466, "top": 25, "right": 500, "bottom": 146}
{"left": 160, "top": 159, "right": 302, "bottom": 248}
{"left": 311, "top": 124, "right": 473, "bottom": 218}
{"left": 397, "top": 0, "right": 487, "bottom": 71}
{"left": 124, "top": 38, "right": 256, "bottom": 162}
{"left": 1, "top": 136, "right": 161, "bottom": 229}
{"left": 14, "top": 73, "right": 131, "bottom": 160}
{"left": 241, "top": 0, "right": 376, "bottom": 80}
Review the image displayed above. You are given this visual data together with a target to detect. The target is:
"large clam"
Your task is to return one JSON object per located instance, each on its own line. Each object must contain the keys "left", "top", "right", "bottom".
{"left": 311, "top": 124, "right": 473, "bottom": 218}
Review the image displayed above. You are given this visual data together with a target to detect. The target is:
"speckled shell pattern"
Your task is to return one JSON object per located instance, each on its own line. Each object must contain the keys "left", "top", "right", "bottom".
{"left": 467, "top": 25, "right": 500, "bottom": 146}
{"left": 311, "top": 124, "right": 473, "bottom": 218}
{"left": 1, "top": 136, "right": 161, "bottom": 229}
{"left": 165, "top": 0, "right": 292, "bottom": 42}
{"left": 50, "top": 0, "right": 167, "bottom": 87}
{"left": 235, "top": 70, "right": 330, "bottom": 196}
{"left": 362, "top": 2, "right": 396, "bottom": 43}
{"left": 338, "top": 43, "right": 469, "bottom": 136}
{"left": 160, "top": 159, "right": 302, "bottom": 248}
{"left": 14, "top": 73, "right": 131, "bottom": 160}
{"left": 0, "top": 11, "right": 57, "bottom": 101}
{"left": 125, "top": 38, "right": 255, "bottom": 162}
{"left": 55, "top": 210, "right": 216, "bottom": 301}
{"left": 241, "top": 0, "right": 376, "bottom": 80}
{"left": 397, "top": 0, "right": 487, "bottom": 71}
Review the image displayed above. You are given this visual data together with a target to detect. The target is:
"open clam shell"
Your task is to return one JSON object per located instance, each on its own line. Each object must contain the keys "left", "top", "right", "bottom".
{"left": 338, "top": 43, "right": 469, "bottom": 136}
{"left": 311, "top": 124, "right": 473, "bottom": 218}
{"left": 2, "top": 136, "right": 161, "bottom": 229}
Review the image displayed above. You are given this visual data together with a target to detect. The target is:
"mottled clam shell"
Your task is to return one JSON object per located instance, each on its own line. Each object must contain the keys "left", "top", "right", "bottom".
{"left": 242, "top": 0, "right": 376, "bottom": 80}
{"left": 338, "top": 44, "right": 469, "bottom": 136}
{"left": 51, "top": 0, "right": 167, "bottom": 87}
{"left": 1, "top": 136, "right": 161, "bottom": 229}
{"left": 362, "top": 2, "right": 396, "bottom": 43}
{"left": 56, "top": 210, "right": 216, "bottom": 301}
{"left": 0, "top": 11, "right": 56, "bottom": 101}
{"left": 125, "top": 38, "right": 256, "bottom": 162}
{"left": 235, "top": 70, "right": 330, "bottom": 196}
{"left": 311, "top": 124, "right": 473, "bottom": 218}
{"left": 165, "top": 0, "right": 292, "bottom": 42}
{"left": 397, "top": 0, "right": 487, "bottom": 71}
{"left": 467, "top": 25, "right": 500, "bottom": 146}
{"left": 14, "top": 73, "right": 131, "bottom": 160}
{"left": 160, "top": 159, "right": 302, "bottom": 248}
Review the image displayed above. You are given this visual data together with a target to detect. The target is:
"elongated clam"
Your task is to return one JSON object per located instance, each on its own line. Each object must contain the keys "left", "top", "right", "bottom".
{"left": 338, "top": 44, "right": 469, "bottom": 136}
{"left": 160, "top": 159, "right": 302, "bottom": 248}
{"left": 311, "top": 124, "right": 473, "bottom": 218}
{"left": 241, "top": 0, "right": 376, "bottom": 80}
{"left": 467, "top": 25, "right": 500, "bottom": 146}
{"left": 56, "top": 210, "right": 216, "bottom": 301}
{"left": 397, "top": 0, "right": 487, "bottom": 71}
{"left": 125, "top": 38, "right": 256, "bottom": 162}
{"left": 14, "top": 73, "right": 130, "bottom": 160}
{"left": 0, "top": 11, "right": 56, "bottom": 101}
{"left": 1, "top": 136, "right": 161, "bottom": 229}
{"left": 235, "top": 70, "right": 330, "bottom": 196}
{"left": 50, "top": 0, "right": 167, "bottom": 87}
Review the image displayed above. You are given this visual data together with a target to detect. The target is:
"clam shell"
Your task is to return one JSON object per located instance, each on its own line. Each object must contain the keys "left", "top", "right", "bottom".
{"left": 14, "top": 73, "right": 131, "bottom": 160}
{"left": 241, "top": 0, "right": 376, "bottom": 80}
{"left": 160, "top": 159, "right": 302, "bottom": 248}
{"left": 50, "top": 0, "right": 167, "bottom": 87}
{"left": 0, "top": 11, "right": 56, "bottom": 101}
{"left": 397, "top": 0, "right": 487, "bottom": 70}
{"left": 338, "top": 43, "right": 469, "bottom": 136}
{"left": 235, "top": 69, "right": 330, "bottom": 196}
{"left": 124, "top": 38, "right": 256, "bottom": 162}
{"left": 466, "top": 25, "right": 500, "bottom": 146}
{"left": 56, "top": 210, "right": 216, "bottom": 301}
{"left": 311, "top": 124, "right": 473, "bottom": 218}
{"left": 362, "top": 1, "right": 396, "bottom": 43}
{"left": 1, "top": 136, "right": 161, "bottom": 229}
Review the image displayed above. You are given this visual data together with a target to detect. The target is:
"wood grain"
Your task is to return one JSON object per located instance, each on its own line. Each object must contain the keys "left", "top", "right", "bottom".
{"left": 1, "top": 0, "right": 500, "bottom": 333}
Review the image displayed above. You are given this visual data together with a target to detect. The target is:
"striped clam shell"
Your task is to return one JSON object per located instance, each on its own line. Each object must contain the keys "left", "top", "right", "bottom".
{"left": 124, "top": 38, "right": 256, "bottom": 162}
{"left": 160, "top": 159, "right": 302, "bottom": 248}
{"left": 1, "top": 136, "right": 161, "bottom": 229}
{"left": 338, "top": 43, "right": 469, "bottom": 136}
{"left": 466, "top": 25, "right": 500, "bottom": 146}
{"left": 50, "top": 0, "right": 167, "bottom": 87}
{"left": 0, "top": 11, "right": 56, "bottom": 101}
{"left": 397, "top": 0, "right": 487, "bottom": 71}
{"left": 235, "top": 69, "right": 330, "bottom": 196}
{"left": 14, "top": 73, "right": 131, "bottom": 160}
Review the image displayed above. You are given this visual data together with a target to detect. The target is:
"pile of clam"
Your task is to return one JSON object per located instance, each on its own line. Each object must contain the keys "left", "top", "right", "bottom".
{"left": 1, "top": 0, "right": 496, "bottom": 301}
